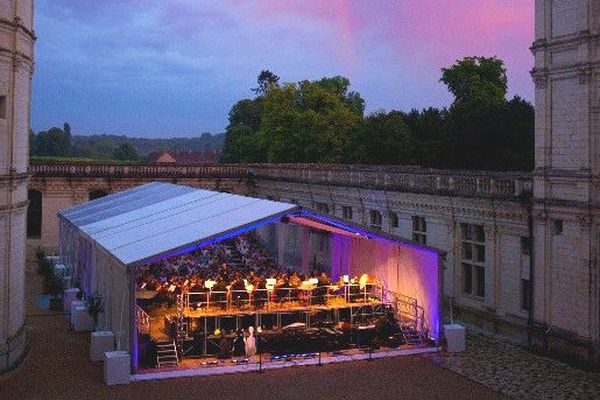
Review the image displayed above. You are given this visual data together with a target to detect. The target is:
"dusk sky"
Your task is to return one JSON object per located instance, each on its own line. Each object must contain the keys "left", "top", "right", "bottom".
{"left": 32, "top": 0, "right": 534, "bottom": 138}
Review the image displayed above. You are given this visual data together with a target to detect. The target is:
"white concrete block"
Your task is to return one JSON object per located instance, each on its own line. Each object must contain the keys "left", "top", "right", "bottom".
{"left": 444, "top": 323, "right": 466, "bottom": 353}
{"left": 70, "top": 300, "right": 84, "bottom": 318}
{"left": 91, "top": 331, "right": 115, "bottom": 361}
{"left": 63, "top": 288, "right": 80, "bottom": 313}
{"left": 104, "top": 351, "right": 130, "bottom": 385}
{"left": 73, "top": 305, "right": 94, "bottom": 331}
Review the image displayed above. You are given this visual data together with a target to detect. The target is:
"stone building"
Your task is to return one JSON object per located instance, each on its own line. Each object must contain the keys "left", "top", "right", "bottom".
{"left": 530, "top": 0, "right": 600, "bottom": 365}
{"left": 0, "top": 0, "right": 35, "bottom": 372}
{"left": 12, "top": 0, "right": 600, "bottom": 369}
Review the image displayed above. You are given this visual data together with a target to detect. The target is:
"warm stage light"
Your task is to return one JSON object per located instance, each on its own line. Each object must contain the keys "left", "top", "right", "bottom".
{"left": 245, "top": 283, "right": 254, "bottom": 294}
{"left": 359, "top": 274, "right": 368, "bottom": 290}
{"left": 204, "top": 279, "right": 216, "bottom": 290}
{"left": 266, "top": 278, "right": 276, "bottom": 292}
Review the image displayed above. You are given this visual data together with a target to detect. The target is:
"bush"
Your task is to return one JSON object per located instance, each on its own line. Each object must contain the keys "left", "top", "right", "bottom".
{"left": 85, "top": 292, "right": 104, "bottom": 329}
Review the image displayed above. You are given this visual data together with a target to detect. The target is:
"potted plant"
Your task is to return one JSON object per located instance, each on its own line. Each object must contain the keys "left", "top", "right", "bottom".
{"left": 84, "top": 292, "right": 104, "bottom": 331}
{"left": 35, "top": 254, "right": 54, "bottom": 294}
{"left": 48, "top": 274, "right": 64, "bottom": 311}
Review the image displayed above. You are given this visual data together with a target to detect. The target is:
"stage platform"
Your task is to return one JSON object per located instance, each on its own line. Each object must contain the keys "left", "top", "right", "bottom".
{"left": 132, "top": 345, "right": 441, "bottom": 381}
{"left": 145, "top": 300, "right": 392, "bottom": 342}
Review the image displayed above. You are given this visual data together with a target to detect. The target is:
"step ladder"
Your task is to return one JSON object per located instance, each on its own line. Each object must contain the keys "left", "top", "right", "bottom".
{"left": 156, "top": 340, "right": 179, "bottom": 368}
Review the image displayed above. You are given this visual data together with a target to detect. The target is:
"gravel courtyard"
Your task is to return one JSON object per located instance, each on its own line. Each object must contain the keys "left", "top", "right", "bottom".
{"left": 423, "top": 333, "right": 600, "bottom": 400}
{"left": 0, "top": 270, "right": 506, "bottom": 400}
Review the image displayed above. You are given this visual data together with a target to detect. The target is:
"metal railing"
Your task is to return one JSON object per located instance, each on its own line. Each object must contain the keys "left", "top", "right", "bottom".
{"left": 135, "top": 305, "right": 150, "bottom": 334}
{"left": 29, "top": 161, "right": 532, "bottom": 198}
{"left": 384, "top": 288, "right": 427, "bottom": 338}
{"left": 184, "top": 282, "right": 383, "bottom": 311}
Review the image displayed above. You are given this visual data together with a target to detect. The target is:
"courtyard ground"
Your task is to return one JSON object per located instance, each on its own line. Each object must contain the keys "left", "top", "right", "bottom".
{"left": 2, "top": 267, "right": 599, "bottom": 400}
{"left": 423, "top": 332, "right": 600, "bottom": 399}
{"left": 1, "top": 312, "right": 508, "bottom": 400}
{"left": 0, "top": 267, "right": 507, "bottom": 400}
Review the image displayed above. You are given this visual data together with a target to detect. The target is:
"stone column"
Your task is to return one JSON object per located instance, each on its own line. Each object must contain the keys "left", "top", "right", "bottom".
{"left": 0, "top": 0, "right": 35, "bottom": 372}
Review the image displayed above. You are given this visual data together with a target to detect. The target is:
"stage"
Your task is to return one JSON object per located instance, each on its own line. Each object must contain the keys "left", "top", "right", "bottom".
{"left": 133, "top": 345, "right": 441, "bottom": 381}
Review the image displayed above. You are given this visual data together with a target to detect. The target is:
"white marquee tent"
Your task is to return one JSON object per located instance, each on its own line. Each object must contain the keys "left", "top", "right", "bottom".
{"left": 58, "top": 182, "right": 443, "bottom": 373}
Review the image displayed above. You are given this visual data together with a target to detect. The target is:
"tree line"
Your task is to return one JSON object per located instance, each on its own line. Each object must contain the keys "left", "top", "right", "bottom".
{"left": 29, "top": 126, "right": 225, "bottom": 161}
{"left": 222, "top": 57, "right": 534, "bottom": 170}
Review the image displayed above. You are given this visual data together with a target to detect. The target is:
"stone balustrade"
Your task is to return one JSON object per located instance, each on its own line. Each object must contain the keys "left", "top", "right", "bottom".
{"left": 29, "top": 161, "right": 532, "bottom": 199}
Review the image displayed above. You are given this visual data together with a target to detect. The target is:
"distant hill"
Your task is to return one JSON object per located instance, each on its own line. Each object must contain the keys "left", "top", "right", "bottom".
{"left": 70, "top": 133, "right": 225, "bottom": 158}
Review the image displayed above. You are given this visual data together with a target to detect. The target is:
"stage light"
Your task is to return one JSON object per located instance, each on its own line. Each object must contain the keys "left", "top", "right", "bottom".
{"left": 266, "top": 278, "right": 276, "bottom": 292}
{"left": 359, "top": 274, "right": 368, "bottom": 290}
{"left": 204, "top": 279, "right": 216, "bottom": 290}
{"left": 342, "top": 275, "right": 349, "bottom": 284}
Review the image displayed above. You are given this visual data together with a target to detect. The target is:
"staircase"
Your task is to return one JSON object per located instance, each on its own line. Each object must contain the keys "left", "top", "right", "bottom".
{"left": 156, "top": 340, "right": 179, "bottom": 368}
{"left": 401, "top": 326, "right": 424, "bottom": 345}
{"left": 385, "top": 289, "right": 428, "bottom": 346}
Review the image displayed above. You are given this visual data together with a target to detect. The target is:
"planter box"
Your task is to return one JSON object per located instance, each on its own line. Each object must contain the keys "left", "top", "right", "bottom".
{"left": 73, "top": 306, "right": 94, "bottom": 331}
{"left": 104, "top": 351, "right": 130, "bottom": 385}
{"left": 63, "top": 289, "right": 80, "bottom": 314}
{"left": 444, "top": 324, "right": 466, "bottom": 353}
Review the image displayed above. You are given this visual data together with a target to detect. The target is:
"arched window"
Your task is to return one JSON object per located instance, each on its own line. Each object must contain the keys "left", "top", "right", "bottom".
{"left": 369, "top": 210, "right": 382, "bottom": 230}
{"left": 89, "top": 190, "right": 109, "bottom": 201}
{"left": 389, "top": 212, "right": 399, "bottom": 228}
{"left": 27, "top": 189, "right": 42, "bottom": 238}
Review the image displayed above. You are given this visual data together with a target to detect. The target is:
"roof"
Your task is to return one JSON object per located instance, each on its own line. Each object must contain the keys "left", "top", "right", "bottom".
{"left": 58, "top": 182, "right": 298, "bottom": 267}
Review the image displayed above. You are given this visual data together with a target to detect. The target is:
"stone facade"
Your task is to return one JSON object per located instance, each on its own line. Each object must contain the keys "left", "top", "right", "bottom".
{"left": 0, "top": 0, "right": 34, "bottom": 372}
{"left": 530, "top": 0, "right": 600, "bottom": 365}
{"left": 27, "top": 163, "right": 541, "bottom": 352}
{"left": 14, "top": 0, "right": 600, "bottom": 369}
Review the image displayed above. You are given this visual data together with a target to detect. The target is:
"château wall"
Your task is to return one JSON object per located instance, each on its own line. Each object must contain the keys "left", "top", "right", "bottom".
{"left": 0, "top": 0, "right": 34, "bottom": 372}
{"left": 27, "top": 162, "right": 539, "bottom": 350}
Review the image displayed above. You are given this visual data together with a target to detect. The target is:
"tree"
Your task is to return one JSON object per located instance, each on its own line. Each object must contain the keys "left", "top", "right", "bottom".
{"left": 228, "top": 98, "right": 263, "bottom": 132}
{"left": 441, "top": 56, "right": 507, "bottom": 109}
{"left": 221, "top": 125, "right": 264, "bottom": 163}
{"left": 251, "top": 69, "right": 280, "bottom": 96}
{"left": 257, "top": 77, "right": 364, "bottom": 163}
{"left": 112, "top": 143, "right": 138, "bottom": 161}
{"left": 402, "top": 108, "right": 448, "bottom": 168}
{"left": 35, "top": 126, "right": 72, "bottom": 157}
{"left": 354, "top": 111, "right": 415, "bottom": 165}
{"left": 29, "top": 128, "right": 37, "bottom": 156}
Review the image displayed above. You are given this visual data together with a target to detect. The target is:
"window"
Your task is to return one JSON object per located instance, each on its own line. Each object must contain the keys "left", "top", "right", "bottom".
{"left": 521, "top": 279, "right": 531, "bottom": 311}
{"left": 342, "top": 206, "right": 353, "bottom": 220}
{"left": 0, "top": 96, "right": 6, "bottom": 119}
{"left": 553, "top": 219, "right": 563, "bottom": 235}
{"left": 315, "top": 202, "right": 329, "bottom": 214}
{"left": 389, "top": 212, "right": 399, "bottom": 228}
{"left": 412, "top": 216, "right": 426, "bottom": 244}
{"left": 27, "top": 189, "right": 42, "bottom": 238}
{"left": 369, "top": 210, "right": 382, "bottom": 230}
{"left": 89, "top": 190, "right": 108, "bottom": 201}
{"left": 461, "top": 223, "right": 485, "bottom": 298}
{"left": 520, "top": 237, "right": 532, "bottom": 256}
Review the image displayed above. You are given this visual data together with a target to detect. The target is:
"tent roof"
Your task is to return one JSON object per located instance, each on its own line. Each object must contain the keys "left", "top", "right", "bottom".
{"left": 58, "top": 182, "right": 298, "bottom": 266}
